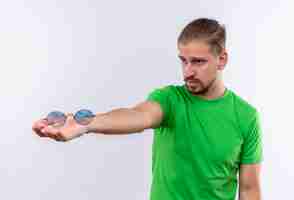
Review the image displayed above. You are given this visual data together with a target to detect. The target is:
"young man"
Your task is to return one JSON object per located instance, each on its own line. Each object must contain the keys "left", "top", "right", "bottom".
{"left": 33, "top": 18, "right": 263, "bottom": 200}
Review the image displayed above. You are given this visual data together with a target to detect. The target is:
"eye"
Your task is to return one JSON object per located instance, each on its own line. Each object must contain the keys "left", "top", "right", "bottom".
{"left": 179, "top": 57, "right": 187, "bottom": 64}
{"left": 191, "top": 59, "right": 207, "bottom": 65}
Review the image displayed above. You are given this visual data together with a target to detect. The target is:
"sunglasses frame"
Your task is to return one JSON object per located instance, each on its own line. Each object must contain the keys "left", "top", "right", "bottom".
{"left": 44, "top": 109, "right": 96, "bottom": 126}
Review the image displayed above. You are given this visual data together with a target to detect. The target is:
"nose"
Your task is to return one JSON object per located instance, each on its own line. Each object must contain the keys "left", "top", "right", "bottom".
{"left": 183, "top": 63, "right": 195, "bottom": 78}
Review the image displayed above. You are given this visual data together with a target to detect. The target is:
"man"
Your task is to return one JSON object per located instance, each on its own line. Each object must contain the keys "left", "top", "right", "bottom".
{"left": 32, "top": 18, "right": 263, "bottom": 200}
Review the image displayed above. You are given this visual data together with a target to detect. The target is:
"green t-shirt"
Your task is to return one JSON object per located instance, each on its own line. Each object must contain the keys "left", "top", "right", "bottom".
{"left": 146, "top": 84, "right": 263, "bottom": 200}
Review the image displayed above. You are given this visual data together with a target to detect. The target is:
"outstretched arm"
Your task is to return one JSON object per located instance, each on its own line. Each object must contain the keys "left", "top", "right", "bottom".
{"left": 87, "top": 101, "right": 164, "bottom": 134}
{"left": 33, "top": 101, "right": 164, "bottom": 141}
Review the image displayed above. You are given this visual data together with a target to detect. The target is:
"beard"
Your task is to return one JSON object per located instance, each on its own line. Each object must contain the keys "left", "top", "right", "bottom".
{"left": 185, "top": 77, "right": 216, "bottom": 95}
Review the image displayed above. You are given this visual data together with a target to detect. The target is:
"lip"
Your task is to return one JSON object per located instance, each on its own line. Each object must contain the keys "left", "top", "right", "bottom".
{"left": 187, "top": 81, "right": 199, "bottom": 85}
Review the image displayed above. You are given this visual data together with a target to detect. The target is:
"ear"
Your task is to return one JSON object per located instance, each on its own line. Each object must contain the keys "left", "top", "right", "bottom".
{"left": 217, "top": 49, "right": 228, "bottom": 70}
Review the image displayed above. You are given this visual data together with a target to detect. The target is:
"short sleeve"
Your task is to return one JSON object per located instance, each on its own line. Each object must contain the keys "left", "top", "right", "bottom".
{"left": 146, "top": 86, "right": 171, "bottom": 128}
{"left": 240, "top": 111, "right": 263, "bottom": 164}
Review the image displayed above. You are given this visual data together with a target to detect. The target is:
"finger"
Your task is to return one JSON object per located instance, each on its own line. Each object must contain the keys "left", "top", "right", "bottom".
{"left": 51, "top": 133, "right": 65, "bottom": 142}
{"left": 49, "top": 130, "right": 67, "bottom": 142}
{"left": 43, "top": 125, "right": 69, "bottom": 142}
{"left": 65, "top": 113, "right": 74, "bottom": 117}
{"left": 32, "top": 119, "right": 49, "bottom": 137}
{"left": 34, "top": 130, "right": 46, "bottom": 137}
{"left": 41, "top": 125, "right": 59, "bottom": 138}
{"left": 55, "top": 134, "right": 66, "bottom": 142}
{"left": 63, "top": 113, "right": 76, "bottom": 126}
{"left": 65, "top": 113, "right": 74, "bottom": 121}
{"left": 32, "top": 120, "right": 44, "bottom": 132}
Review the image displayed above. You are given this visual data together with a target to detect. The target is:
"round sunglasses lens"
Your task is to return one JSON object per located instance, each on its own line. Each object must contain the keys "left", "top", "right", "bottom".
{"left": 46, "top": 111, "right": 66, "bottom": 125}
{"left": 74, "top": 109, "right": 95, "bottom": 125}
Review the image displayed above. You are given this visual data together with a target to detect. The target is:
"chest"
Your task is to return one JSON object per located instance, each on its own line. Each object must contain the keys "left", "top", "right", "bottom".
{"left": 172, "top": 103, "right": 243, "bottom": 164}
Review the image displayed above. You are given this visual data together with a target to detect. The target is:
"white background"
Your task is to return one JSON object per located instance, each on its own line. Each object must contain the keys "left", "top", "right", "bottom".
{"left": 0, "top": 0, "right": 293, "bottom": 199}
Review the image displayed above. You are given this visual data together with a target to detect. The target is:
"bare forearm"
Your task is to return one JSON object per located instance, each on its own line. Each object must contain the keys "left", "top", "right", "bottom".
{"left": 86, "top": 108, "right": 148, "bottom": 135}
{"left": 239, "top": 188, "right": 261, "bottom": 200}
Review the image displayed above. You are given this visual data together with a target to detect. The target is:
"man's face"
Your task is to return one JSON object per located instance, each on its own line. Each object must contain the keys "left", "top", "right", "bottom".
{"left": 178, "top": 40, "right": 227, "bottom": 95}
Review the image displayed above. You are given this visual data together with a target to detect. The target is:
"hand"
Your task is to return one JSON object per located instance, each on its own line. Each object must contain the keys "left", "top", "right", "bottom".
{"left": 32, "top": 113, "right": 89, "bottom": 142}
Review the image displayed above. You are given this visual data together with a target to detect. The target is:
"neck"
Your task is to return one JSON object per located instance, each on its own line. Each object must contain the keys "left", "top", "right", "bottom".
{"left": 197, "top": 78, "right": 226, "bottom": 100}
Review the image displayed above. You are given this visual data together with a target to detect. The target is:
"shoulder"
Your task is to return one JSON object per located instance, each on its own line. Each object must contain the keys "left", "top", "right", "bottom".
{"left": 148, "top": 84, "right": 181, "bottom": 96}
{"left": 230, "top": 91, "right": 260, "bottom": 136}
{"left": 231, "top": 90, "right": 258, "bottom": 116}
{"left": 147, "top": 84, "right": 188, "bottom": 107}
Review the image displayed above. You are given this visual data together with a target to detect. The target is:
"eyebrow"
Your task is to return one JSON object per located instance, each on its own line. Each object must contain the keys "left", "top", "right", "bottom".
{"left": 178, "top": 55, "right": 207, "bottom": 61}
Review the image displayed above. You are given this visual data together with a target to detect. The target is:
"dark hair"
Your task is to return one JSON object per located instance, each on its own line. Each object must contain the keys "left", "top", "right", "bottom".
{"left": 177, "top": 18, "right": 226, "bottom": 56}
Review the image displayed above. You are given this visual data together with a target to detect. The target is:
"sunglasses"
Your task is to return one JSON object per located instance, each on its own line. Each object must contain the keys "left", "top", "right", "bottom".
{"left": 44, "top": 109, "right": 96, "bottom": 126}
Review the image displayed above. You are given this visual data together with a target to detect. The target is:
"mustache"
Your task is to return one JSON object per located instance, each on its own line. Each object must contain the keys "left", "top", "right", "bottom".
{"left": 184, "top": 78, "right": 201, "bottom": 83}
